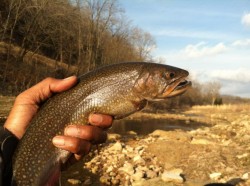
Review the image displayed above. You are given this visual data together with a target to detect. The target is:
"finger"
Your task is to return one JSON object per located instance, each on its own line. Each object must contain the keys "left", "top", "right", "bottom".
{"left": 89, "top": 114, "right": 113, "bottom": 129}
{"left": 64, "top": 125, "right": 107, "bottom": 144}
{"left": 52, "top": 136, "right": 91, "bottom": 155}
{"left": 17, "top": 76, "right": 78, "bottom": 105}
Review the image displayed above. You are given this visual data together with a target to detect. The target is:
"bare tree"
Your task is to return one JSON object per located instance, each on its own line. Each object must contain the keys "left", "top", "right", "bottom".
{"left": 130, "top": 27, "right": 156, "bottom": 61}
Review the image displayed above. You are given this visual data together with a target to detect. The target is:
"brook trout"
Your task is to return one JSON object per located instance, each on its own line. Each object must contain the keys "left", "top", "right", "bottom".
{"left": 12, "top": 62, "right": 191, "bottom": 185}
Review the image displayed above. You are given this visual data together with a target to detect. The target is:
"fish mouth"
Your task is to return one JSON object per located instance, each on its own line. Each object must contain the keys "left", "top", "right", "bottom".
{"left": 163, "top": 77, "right": 192, "bottom": 98}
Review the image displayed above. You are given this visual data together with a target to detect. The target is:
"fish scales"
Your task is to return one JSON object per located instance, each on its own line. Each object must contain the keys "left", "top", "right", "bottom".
{"left": 12, "top": 62, "right": 191, "bottom": 185}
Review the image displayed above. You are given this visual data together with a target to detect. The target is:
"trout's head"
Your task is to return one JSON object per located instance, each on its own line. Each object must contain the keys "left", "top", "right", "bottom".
{"left": 134, "top": 63, "right": 191, "bottom": 100}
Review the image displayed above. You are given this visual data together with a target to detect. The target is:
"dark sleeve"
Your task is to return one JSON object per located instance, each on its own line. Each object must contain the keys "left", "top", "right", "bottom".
{"left": 0, "top": 127, "right": 19, "bottom": 186}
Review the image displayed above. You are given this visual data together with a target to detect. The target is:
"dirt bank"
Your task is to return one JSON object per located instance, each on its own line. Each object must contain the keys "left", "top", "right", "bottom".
{"left": 61, "top": 105, "right": 250, "bottom": 186}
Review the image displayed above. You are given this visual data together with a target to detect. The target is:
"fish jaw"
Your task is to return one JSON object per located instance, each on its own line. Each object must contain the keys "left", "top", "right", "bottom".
{"left": 163, "top": 77, "right": 192, "bottom": 98}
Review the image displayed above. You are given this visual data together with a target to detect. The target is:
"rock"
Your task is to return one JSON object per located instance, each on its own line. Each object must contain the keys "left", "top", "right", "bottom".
{"left": 146, "top": 169, "right": 157, "bottom": 178}
{"left": 209, "top": 172, "right": 222, "bottom": 180}
{"left": 242, "top": 172, "right": 249, "bottom": 180}
{"left": 236, "top": 153, "right": 248, "bottom": 159}
{"left": 191, "top": 138, "right": 214, "bottom": 145}
{"left": 126, "top": 145, "right": 134, "bottom": 153}
{"left": 91, "top": 166, "right": 99, "bottom": 174}
{"left": 108, "top": 133, "right": 121, "bottom": 140}
{"left": 118, "top": 162, "right": 134, "bottom": 175}
{"left": 150, "top": 130, "right": 169, "bottom": 138}
{"left": 111, "top": 178, "right": 120, "bottom": 185}
{"left": 67, "top": 178, "right": 81, "bottom": 184}
{"left": 127, "top": 130, "right": 137, "bottom": 135}
{"left": 131, "top": 170, "right": 145, "bottom": 181}
{"left": 133, "top": 155, "right": 145, "bottom": 164}
{"left": 161, "top": 170, "right": 184, "bottom": 183}
{"left": 109, "top": 141, "right": 123, "bottom": 151}
{"left": 106, "top": 166, "right": 113, "bottom": 173}
{"left": 168, "top": 168, "right": 183, "bottom": 175}
{"left": 100, "top": 175, "right": 110, "bottom": 184}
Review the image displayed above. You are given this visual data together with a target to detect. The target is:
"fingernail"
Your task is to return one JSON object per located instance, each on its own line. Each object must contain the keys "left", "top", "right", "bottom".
{"left": 89, "top": 114, "right": 103, "bottom": 124}
{"left": 64, "top": 126, "right": 80, "bottom": 136}
{"left": 63, "top": 76, "right": 76, "bottom": 81}
{"left": 52, "top": 136, "right": 65, "bottom": 146}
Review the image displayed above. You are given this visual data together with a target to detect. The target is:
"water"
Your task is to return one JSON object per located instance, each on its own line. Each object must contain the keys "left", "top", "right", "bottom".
{"left": 109, "top": 118, "right": 209, "bottom": 135}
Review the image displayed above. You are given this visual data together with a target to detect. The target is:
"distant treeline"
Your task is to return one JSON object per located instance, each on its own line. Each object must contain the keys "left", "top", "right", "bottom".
{"left": 0, "top": 0, "right": 248, "bottom": 106}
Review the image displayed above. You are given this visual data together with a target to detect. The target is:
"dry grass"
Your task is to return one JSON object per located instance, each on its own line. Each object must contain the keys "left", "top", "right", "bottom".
{"left": 192, "top": 104, "right": 250, "bottom": 112}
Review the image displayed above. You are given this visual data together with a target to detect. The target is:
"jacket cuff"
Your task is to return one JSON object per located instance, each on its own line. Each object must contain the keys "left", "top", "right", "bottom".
{"left": 0, "top": 126, "right": 19, "bottom": 177}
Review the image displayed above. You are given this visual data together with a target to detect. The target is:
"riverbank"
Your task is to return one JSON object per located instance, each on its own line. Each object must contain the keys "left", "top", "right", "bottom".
{"left": 61, "top": 104, "right": 250, "bottom": 186}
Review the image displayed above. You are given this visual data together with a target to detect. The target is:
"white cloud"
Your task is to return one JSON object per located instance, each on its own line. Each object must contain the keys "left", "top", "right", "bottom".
{"left": 231, "top": 39, "right": 250, "bottom": 48}
{"left": 241, "top": 13, "right": 250, "bottom": 28}
{"left": 181, "top": 42, "right": 227, "bottom": 59}
{"left": 210, "top": 68, "right": 250, "bottom": 83}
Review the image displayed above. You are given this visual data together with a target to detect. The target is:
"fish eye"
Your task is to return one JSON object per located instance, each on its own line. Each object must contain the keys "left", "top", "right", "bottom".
{"left": 169, "top": 72, "right": 175, "bottom": 78}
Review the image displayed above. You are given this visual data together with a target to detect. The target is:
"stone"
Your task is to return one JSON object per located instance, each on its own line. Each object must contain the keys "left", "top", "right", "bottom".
{"left": 168, "top": 168, "right": 183, "bottom": 175}
{"left": 242, "top": 172, "right": 249, "bottom": 180}
{"left": 108, "top": 133, "right": 121, "bottom": 140}
{"left": 100, "top": 175, "right": 110, "bottom": 184}
{"left": 161, "top": 170, "right": 184, "bottom": 183}
{"left": 118, "top": 162, "right": 134, "bottom": 175}
{"left": 67, "top": 179, "right": 81, "bottom": 185}
{"left": 91, "top": 166, "right": 99, "bottom": 174}
{"left": 191, "top": 138, "right": 214, "bottom": 145}
{"left": 109, "top": 141, "right": 123, "bottom": 151}
{"left": 209, "top": 172, "right": 222, "bottom": 180}
{"left": 236, "top": 153, "right": 248, "bottom": 159}
{"left": 133, "top": 155, "right": 145, "bottom": 164}
{"left": 126, "top": 145, "right": 134, "bottom": 153}
{"left": 131, "top": 170, "right": 145, "bottom": 181}
{"left": 106, "top": 166, "right": 113, "bottom": 173}
{"left": 128, "top": 130, "right": 137, "bottom": 135}
{"left": 111, "top": 178, "right": 120, "bottom": 185}
{"left": 146, "top": 169, "right": 157, "bottom": 178}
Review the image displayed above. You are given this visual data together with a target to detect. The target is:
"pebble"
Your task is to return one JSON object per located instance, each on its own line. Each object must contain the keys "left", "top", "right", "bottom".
{"left": 118, "top": 162, "right": 134, "bottom": 175}
{"left": 109, "top": 141, "right": 123, "bottom": 151}
{"left": 146, "top": 169, "right": 158, "bottom": 178}
{"left": 131, "top": 170, "right": 144, "bottom": 181}
{"left": 127, "top": 130, "right": 137, "bottom": 135}
{"left": 242, "top": 172, "right": 249, "bottom": 180}
{"left": 108, "top": 133, "right": 121, "bottom": 140}
{"left": 161, "top": 170, "right": 184, "bottom": 183}
{"left": 191, "top": 138, "right": 214, "bottom": 145}
{"left": 236, "top": 153, "right": 248, "bottom": 159}
{"left": 106, "top": 166, "right": 113, "bottom": 173}
{"left": 133, "top": 155, "right": 145, "bottom": 164}
{"left": 209, "top": 172, "right": 222, "bottom": 180}
{"left": 168, "top": 168, "right": 183, "bottom": 175}
{"left": 100, "top": 175, "right": 110, "bottom": 184}
{"left": 67, "top": 178, "right": 81, "bottom": 184}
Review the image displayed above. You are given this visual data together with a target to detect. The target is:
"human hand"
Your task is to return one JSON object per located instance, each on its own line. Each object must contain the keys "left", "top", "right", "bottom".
{"left": 4, "top": 76, "right": 113, "bottom": 158}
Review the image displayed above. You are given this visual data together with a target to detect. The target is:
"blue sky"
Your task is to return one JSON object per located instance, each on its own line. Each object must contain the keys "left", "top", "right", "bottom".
{"left": 119, "top": 0, "right": 250, "bottom": 98}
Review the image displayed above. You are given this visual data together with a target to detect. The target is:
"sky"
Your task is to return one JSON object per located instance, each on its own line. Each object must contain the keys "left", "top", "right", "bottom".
{"left": 119, "top": 0, "right": 250, "bottom": 98}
